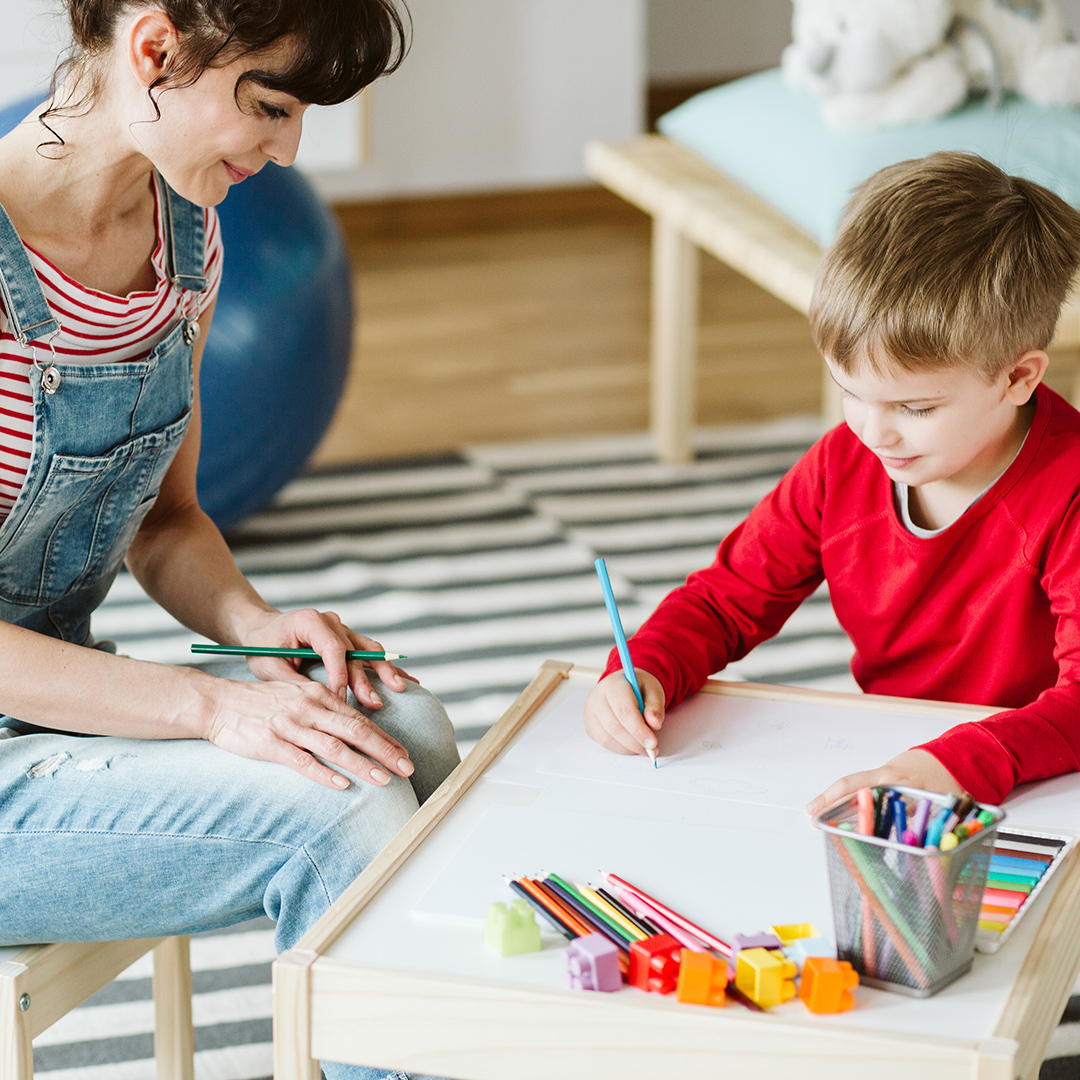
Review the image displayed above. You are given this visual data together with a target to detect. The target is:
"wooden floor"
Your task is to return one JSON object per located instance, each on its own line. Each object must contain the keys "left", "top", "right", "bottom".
{"left": 313, "top": 188, "right": 1078, "bottom": 465}
{"left": 312, "top": 189, "right": 824, "bottom": 464}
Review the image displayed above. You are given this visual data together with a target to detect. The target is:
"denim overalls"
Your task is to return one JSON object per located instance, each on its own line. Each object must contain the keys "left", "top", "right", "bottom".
{"left": 0, "top": 183, "right": 456, "bottom": 1080}
{"left": 0, "top": 177, "right": 203, "bottom": 646}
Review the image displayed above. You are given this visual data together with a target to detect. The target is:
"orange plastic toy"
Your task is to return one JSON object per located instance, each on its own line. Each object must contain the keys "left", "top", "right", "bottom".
{"left": 675, "top": 949, "right": 727, "bottom": 1007}
{"left": 799, "top": 956, "right": 859, "bottom": 1014}
{"left": 734, "top": 947, "right": 797, "bottom": 1008}
{"left": 628, "top": 933, "right": 682, "bottom": 994}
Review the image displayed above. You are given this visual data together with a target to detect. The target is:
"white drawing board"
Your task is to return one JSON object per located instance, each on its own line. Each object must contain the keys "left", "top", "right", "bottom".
{"left": 495, "top": 689, "right": 955, "bottom": 812}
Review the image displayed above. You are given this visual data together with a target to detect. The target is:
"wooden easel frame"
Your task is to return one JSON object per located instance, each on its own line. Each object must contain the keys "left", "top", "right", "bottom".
{"left": 273, "top": 662, "right": 1080, "bottom": 1080}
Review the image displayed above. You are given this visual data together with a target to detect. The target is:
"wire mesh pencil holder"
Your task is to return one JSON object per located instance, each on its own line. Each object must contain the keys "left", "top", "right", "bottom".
{"left": 813, "top": 788, "right": 1004, "bottom": 997}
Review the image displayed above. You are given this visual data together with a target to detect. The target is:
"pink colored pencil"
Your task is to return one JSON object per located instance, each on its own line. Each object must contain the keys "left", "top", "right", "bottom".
{"left": 616, "top": 888, "right": 708, "bottom": 953}
{"left": 603, "top": 872, "right": 732, "bottom": 957}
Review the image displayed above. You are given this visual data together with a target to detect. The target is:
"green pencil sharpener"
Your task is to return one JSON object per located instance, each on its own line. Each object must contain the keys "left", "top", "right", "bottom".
{"left": 813, "top": 786, "right": 1005, "bottom": 997}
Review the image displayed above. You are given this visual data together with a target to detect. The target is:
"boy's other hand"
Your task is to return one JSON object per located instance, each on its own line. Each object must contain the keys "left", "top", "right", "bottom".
{"left": 584, "top": 669, "right": 666, "bottom": 758}
{"left": 805, "top": 748, "right": 962, "bottom": 816}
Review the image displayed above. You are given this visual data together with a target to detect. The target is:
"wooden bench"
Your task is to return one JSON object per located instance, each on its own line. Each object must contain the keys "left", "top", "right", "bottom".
{"left": 587, "top": 134, "right": 1080, "bottom": 463}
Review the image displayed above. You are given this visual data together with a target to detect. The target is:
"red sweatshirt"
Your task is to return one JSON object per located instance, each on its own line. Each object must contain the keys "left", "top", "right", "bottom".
{"left": 604, "top": 386, "right": 1080, "bottom": 804}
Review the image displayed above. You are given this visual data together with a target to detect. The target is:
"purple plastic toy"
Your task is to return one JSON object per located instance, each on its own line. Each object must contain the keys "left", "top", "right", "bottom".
{"left": 566, "top": 932, "right": 622, "bottom": 992}
{"left": 731, "top": 931, "right": 783, "bottom": 955}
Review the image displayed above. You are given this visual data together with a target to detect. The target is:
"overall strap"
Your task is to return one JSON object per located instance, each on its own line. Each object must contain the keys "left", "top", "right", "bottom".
{"left": 0, "top": 199, "right": 60, "bottom": 345}
{"left": 158, "top": 173, "right": 208, "bottom": 294}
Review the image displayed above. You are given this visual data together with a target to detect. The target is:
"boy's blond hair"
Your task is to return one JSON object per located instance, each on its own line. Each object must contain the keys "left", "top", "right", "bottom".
{"left": 810, "top": 152, "right": 1080, "bottom": 380}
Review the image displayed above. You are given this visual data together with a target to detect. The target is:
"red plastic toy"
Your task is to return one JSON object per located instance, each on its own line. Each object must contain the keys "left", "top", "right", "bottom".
{"left": 628, "top": 933, "right": 682, "bottom": 994}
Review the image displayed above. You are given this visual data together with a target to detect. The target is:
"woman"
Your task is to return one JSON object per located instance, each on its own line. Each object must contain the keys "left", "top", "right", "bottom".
{"left": 0, "top": 2, "right": 458, "bottom": 1077}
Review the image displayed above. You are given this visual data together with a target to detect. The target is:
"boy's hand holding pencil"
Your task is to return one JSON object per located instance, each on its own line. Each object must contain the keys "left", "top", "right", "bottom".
{"left": 584, "top": 668, "right": 666, "bottom": 759}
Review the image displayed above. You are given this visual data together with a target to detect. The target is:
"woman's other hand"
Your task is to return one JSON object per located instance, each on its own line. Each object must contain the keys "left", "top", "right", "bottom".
{"left": 202, "top": 673, "right": 415, "bottom": 790}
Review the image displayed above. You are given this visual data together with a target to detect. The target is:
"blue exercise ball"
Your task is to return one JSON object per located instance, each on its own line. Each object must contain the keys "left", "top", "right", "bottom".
{"left": 0, "top": 94, "right": 353, "bottom": 531}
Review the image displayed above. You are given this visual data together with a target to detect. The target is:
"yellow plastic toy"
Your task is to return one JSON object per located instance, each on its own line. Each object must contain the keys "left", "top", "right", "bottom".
{"left": 768, "top": 923, "right": 821, "bottom": 947}
{"left": 735, "top": 947, "right": 797, "bottom": 1008}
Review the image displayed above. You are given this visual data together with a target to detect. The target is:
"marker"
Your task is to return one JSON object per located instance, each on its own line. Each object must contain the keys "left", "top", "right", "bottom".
{"left": 885, "top": 794, "right": 902, "bottom": 842}
{"left": 911, "top": 797, "right": 933, "bottom": 846}
{"left": 594, "top": 558, "right": 657, "bottom": 767}
{"left": 856, "top": 788, "right": 874, "bottom": 835}
{"left": 191, "top": 644, "right": 406, "bottom": 660}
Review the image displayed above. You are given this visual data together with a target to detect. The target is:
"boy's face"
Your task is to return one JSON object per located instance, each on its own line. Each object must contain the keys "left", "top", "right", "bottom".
{"left": 826, "top": 356, "right": 1038, "bottom": 492}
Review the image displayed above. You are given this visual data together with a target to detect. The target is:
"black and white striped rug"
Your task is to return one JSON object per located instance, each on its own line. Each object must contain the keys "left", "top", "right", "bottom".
{"left": 34, "top": 417, "right": 1080, "bottom": 1078}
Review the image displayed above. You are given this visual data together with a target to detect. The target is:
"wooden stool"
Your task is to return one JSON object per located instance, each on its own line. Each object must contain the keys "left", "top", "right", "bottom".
{"left": 0, "top": 936, "right": 194, "bottom": 1080}
{"left": 587, "top": 134, "right": 1080, "bottom": 463}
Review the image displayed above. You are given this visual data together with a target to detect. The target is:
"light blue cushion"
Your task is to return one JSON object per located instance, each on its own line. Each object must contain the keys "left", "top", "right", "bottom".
{"left": 658, "top": 68, "right": 1080, "bottom": 247}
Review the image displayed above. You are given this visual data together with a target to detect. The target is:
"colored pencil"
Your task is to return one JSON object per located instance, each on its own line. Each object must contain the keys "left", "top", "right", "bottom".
{"left": 515, "top": 877, "right": 594, "bottom": 939}
{"left": 191, "top": 644, "right": 406, "bottom": 660}
{"left": 727, "top": 986, "right": 765, "bottom": 1013}
{"left": 576, "top": 884, "right": 649, "bottom": 942}
{"left": 597, "top": 886, "right": 663, "bottom": 937}
{"left": 602, "top": 872, "right": 731, "bottom": 956}
{"left": 594, "top": 557, "right": 657, "bottom": 768}
{"left": 545, "top": 873, "right": 639, "bottom": 943}
{"left": 617, "top": 887, "right": 710, "bottom": 954}
{"left": 504, "top": 878, "right": 575, "bottom": 940}
{"left": 529, "top": 879, "right": 605, "bottom": 942}
{"left": 545, "top": 874, "right": 633, "bottom": 941}
{"left": 541, "top": 878, "right": 633, "bottom": 952}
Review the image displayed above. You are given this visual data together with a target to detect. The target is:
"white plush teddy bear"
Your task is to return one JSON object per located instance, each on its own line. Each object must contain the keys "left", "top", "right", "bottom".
{"left": 782, "top": 0, "right": 1080, "bottom": 132}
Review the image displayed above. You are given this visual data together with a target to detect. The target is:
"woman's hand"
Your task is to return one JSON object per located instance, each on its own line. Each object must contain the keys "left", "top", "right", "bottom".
{"left": 202, "top": 674, "right": 415, "bottom": 790}
{"left": 805, "top": 748, "right": 962, "bottom": 816}
{"left": 584, "top": 669, "right": 666, "bottom": 757}
{"left": 238, "top": 607, "right": 411, "bottom": 709}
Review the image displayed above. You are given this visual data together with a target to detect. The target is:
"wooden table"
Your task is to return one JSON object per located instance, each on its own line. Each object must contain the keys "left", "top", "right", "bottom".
{"left": 585, "top": 135, "right": 1080, "bottom": 463}
{"left": 273, "top": 661, "right": 1080, "bottom": 1080}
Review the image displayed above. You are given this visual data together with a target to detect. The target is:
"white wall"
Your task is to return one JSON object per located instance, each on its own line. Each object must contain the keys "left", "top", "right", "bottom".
{"left": 0, "top": 0, "right": 646, "bottom": 198}
{"left": 0, "top": 0, "right": 62, "bottom": 106}
{"left": 645, "top": 0, "right": 1080, "bottom": 80}
{"left": 648, "top": 0, "right": 791, "bottom": 81}
{"left": 0, "top": 0, "right": 368, "bottom": 173}
{"left": 314, "top": 0, "right": 645, "bottom": 200}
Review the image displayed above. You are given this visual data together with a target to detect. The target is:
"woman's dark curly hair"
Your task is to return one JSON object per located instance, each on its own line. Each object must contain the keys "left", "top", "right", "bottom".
{"left": 45, "top": 0, "right": 408, "bottom": 132}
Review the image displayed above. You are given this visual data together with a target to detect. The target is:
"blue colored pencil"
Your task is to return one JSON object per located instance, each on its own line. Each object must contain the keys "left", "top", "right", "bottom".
{"left": 594, "top": 557, "right": 656, "bottom": 767}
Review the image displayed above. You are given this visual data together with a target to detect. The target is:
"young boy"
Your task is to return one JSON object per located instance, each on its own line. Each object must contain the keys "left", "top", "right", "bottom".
{"left": 584, "top": 151, "right": 1080, "bottom": 812}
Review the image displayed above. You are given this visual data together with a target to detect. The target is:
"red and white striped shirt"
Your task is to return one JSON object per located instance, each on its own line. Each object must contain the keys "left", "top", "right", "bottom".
{"left": 0, "top": 182, "right": 223, "bottom": 518}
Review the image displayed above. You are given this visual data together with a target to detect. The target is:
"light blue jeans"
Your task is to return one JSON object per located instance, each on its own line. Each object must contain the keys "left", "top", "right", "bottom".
{"left": 0, "top": 666, "right": 460, "bottom": 1080}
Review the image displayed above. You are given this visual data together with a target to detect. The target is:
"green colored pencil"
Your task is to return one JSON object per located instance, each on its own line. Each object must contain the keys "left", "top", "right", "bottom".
{"left": 543, "top": 872, "right": 632, "bottom": 943}
{"left": 190, "top": 644, "right": 406, "bottom": 660}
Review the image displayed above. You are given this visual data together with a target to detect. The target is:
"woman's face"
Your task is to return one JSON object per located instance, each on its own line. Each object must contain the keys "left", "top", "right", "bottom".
{"left": 127, "top": 40, "right": 308, "bottom": 207}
